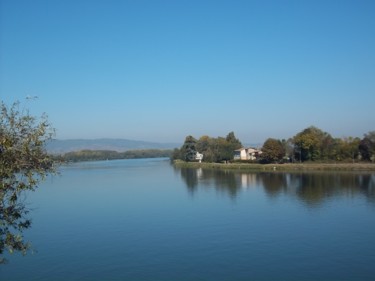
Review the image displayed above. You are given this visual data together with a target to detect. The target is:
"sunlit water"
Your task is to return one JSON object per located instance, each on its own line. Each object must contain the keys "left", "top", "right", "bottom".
{"left": 1, "top": 158, "right": 375, "bottom": 281}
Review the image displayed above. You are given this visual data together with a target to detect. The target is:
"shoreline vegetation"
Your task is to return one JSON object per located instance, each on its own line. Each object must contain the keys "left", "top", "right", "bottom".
{"left": 53, "top": 149, "right": 173, "bottom": 162}
{"left": 50, "top": 126, "right": 375, "bottom": 172}
{"left": 173, "top": 160, "right": 375, "bottom": 172}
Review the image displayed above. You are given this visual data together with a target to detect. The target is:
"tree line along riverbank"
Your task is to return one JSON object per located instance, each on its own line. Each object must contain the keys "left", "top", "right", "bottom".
{"left": 53, "top": 149, "right": 173, "bottom": 162}
{"left": 172, "top": 127, "right": 375, "bottom": 164}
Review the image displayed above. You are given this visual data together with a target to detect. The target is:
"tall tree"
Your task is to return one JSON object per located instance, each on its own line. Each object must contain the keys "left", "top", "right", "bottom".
{"left": 222, "top": 132, "right": 242, "bottom": 162}
{"left": 179, "top": 135, "right": 197, "bottom": 162}
{"left": 225, "top": 131, "right": 242, "bottom": 149}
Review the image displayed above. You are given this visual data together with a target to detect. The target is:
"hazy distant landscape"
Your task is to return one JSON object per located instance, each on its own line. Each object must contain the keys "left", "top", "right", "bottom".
{"left": 47, "top": 138, "right": 181, "bottom": 154}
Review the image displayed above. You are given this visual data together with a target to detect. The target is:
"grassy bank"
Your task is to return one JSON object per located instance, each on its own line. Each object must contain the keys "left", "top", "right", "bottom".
{"left": 173, "top": 160, "right": 375, "bottom": 172}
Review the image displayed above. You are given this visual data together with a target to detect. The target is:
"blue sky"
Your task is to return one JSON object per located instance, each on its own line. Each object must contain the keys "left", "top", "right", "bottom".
{"left": 1, "top": 0, "right": 374, "bottom": 144}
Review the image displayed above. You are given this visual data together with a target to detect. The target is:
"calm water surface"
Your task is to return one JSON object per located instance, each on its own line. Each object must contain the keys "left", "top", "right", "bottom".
{"left": 1, "top": 158, "right": 375, "bottom": 281}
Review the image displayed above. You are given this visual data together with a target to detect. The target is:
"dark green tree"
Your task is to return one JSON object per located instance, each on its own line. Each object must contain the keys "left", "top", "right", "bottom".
{"left": 180, "top": 135, "right": 197, "bottom": 162}
{"left": 359, "top": 131, "right": 375, "bottom": 162}
{"left": 224, "top": 131, "right": 242, "bottom": 161}
{"left": 215, "top": 137, "right": 231, "bottom": 162}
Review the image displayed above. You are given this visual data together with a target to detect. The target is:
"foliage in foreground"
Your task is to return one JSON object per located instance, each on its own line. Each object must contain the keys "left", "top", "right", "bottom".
{"left": 0, "top": 101, "right": 56, "bottom": 264}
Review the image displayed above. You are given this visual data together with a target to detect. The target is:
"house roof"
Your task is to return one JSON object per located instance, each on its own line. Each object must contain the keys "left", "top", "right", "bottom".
{"left": 234, "top": 147, "right": 261, "bottom": 152}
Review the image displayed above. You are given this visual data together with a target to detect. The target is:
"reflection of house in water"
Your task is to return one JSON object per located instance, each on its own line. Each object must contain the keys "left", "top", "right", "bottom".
{"left": 196, "top": 168, "right": 203, "bottom": 179}
{"left": 238, "top": 173, "right": 258, "bottom": 189}
{"left": 234, "top": 147, "right": 262, "bottom": 160}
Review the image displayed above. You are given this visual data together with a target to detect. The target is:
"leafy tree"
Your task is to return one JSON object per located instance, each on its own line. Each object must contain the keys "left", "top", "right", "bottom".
{"left": 320, "top": 133, "right": 335, "bottom": 160}
{"left": 261, "top": 138, "right": 285, "bottom": 163}
{"left": 0, "top": 101, "right": 56, "bottom": 263}
{"left": 0, "top": 101, "right": 56, "bottom": 197}
{"left": 0, "top": 196, "right": 31, "bottom": 264}
{"left": 196, "top": 135, "right": 211, "bottom": 154}
{"left": 195, "top": 135, "right": 224, "bottom": 163}
{"left": 293, "top": 126, "right": 332, "bottom": 161}
{"left": 215, "top": 137, "right": 231, "bottom": 162}
{"left": 196, "top": 135, "right": 215, "bottom": 162}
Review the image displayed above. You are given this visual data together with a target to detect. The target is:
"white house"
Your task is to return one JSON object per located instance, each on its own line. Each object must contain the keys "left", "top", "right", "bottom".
{"left": 234, "top": 147, "right": 262, "bottom": 161}
{"left": 195, "top": 152, "right": 204, "bottom": 163}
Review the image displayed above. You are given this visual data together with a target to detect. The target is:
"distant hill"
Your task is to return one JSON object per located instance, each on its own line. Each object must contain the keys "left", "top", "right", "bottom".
{"left": 47, "top": 138, "right": 181, "bottom": 154}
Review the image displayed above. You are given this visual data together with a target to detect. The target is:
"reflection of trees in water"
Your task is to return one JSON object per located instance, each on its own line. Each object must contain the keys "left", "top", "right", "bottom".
{"left": 259, "top": 173, "right": 288, "bottom": 197}
{"left": 290, "top": 173, "right": 338, "bottom": 205}
{"left": 262, "top": 172, "right": 375, "bottom": 206}
{"left": 209, "top": 170, "right": 239, "bottom": 198}
{"left": 178, "top": 168, "right": 199, "bottom": 193}
{"left": 178, "top": 167, "right": 242, "bottom": 198}
{"left": 357, "top": 174, "right": 375, "bottom": 202}
{"left": 176, "top": 166, "right": 375, "bottom": 205}
{"left": 0, "top": 191, "right": 32, "bottom": 264}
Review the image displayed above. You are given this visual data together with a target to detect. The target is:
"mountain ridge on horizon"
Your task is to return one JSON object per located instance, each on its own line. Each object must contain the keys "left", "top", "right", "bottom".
{"left": 47, "top": 138, "right": 181, "bottom": 154}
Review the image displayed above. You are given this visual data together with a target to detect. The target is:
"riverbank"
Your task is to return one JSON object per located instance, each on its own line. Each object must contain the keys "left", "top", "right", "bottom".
{"left": 173, "top": 160, "right": 375, "bottom": 171}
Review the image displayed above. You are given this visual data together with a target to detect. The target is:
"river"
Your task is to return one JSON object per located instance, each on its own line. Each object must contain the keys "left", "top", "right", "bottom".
{"left": 1, "top": 158, "right": 374, "bottom": 280}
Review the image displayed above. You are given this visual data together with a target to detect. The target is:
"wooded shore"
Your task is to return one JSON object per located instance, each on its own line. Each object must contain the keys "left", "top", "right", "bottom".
{"left": 173, "top": 160, "right": 375, "bottom": 171}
